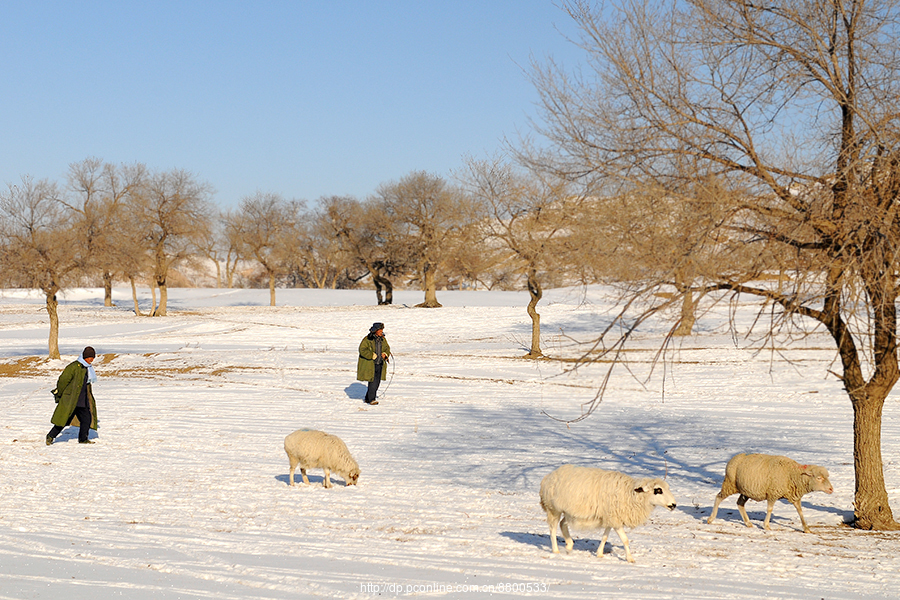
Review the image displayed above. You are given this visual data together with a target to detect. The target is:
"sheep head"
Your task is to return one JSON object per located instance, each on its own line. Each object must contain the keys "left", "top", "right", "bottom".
{"left": 799, "top": 465, "right": 833, "bottom": 494}
{"left": 346, "top": 468, "right": 360, "bottom": 486}
{"left": 634, "top": 478, "right": 677, "bottom": 510}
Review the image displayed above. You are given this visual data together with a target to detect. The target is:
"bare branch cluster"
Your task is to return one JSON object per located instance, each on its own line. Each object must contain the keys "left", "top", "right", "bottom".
{"left": 525, "top": 0, "right": 900, "bottom": 530}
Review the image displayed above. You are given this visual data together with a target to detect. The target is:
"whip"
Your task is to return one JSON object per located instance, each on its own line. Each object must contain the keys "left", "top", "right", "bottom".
{"left": 376, "top": 354, "right": 395, "bottom": 401}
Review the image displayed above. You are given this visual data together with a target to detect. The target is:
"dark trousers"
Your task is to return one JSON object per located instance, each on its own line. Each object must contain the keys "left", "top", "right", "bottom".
{"left": 365, "top": 363, "right": 383, "bottom": 403}
{"left": 48, "top": 404, "right": 92, "bottom": 443}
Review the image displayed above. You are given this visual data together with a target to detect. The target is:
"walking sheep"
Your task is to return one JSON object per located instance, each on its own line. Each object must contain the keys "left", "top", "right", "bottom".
{"left": 707, "top": 453, "right": 833, "bottom": 533}
{"left": 539, "top": 464, "right": 677, "bottom": 563}
{"left": 284, "top": 429, "right": 360, "bottom": 488}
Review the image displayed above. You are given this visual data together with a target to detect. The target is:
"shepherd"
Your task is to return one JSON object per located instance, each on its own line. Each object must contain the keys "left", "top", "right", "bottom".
{"left": 357, "top": 322, "right": 391, "bottom": 405}
{"left": 46, "top": 346, "right": 99, "bottom": 445}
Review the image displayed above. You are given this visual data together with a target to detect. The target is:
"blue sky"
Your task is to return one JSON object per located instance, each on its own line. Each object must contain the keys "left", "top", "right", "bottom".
{"left": 1, "top": 1, "right": 584, "bottom": 209}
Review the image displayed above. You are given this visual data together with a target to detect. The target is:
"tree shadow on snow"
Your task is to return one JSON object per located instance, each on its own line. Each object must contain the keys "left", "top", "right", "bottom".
{"left": 400, "top": 403, "right": 730, "bottom": 493}
{"left": 399, "top": 399, "right": 845, "bottom": 509}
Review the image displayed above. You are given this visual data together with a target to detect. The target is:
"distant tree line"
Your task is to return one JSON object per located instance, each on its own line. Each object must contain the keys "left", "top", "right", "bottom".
{"left": 0, "top": 158, "right": 625, "bottom": 359}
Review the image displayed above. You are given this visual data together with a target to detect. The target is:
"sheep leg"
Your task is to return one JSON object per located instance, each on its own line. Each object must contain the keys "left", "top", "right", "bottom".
{"left": 323, "top": 468, "right": 333, "bottom": 488}
{"left": 560, "top": 515, "right": 574, "bottom": 553}
{"left": 614, "top": 527, "right": 634, "bottom": 563}
{"left": 763, "top": 499, "right": 776, "bottom": 531}
{"left": 736, "top": 495, "right": 754, "bottom": 528}
{"left": 791, "top": 500, "right": 812, "bottom": 533}
{"left": 288, "top": 456, "right": 300, "bottom": 486}
{"left": 708, "top": 493, "right": 726, "bottom": 524}
{"left": 598, "top": 527, "right": 612, "bottom": 557}
{"left": 546, "top": 511, "right": 561, "bottom": 554}
{"left": 300, "top": 468, "right": 310, "bottom": 485}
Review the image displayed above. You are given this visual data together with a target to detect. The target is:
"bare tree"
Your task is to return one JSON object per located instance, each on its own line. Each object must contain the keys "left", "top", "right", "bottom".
{"left": 287, "top": 207, "right": 357, "bottom": 289}
{"left": 377, "top": 171, "right": 470, "bottom": 307}
{"left": 196, "top": 209, "right": 233, "bottom": 289}
{"left": 220, "top": 208, "right": 245, "bottom": 289}
{"left": 64, "top": 158, "right": 146, "bottom": 306}
{"left": 129, "top": 169, "right": 213, "bottom": 316}
{"left": 530, "top": 0, "right": 900, "bottom": 530}
{"left": 0, "top": 177, "right": 78, "bottom": 358}
{"left": 439, "top": 218, "right": 505, "bottom": 291}
{"left": 319, "top": 195, "right": 406, "bottom": 304}
{"left": 228, "top": 192, "right": 301, "bottom": 306}
{"left": 462, "top": 158, "right": 581, "bottom": 357}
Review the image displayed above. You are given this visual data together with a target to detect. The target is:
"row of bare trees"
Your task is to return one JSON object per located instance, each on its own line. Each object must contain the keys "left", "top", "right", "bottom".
{"left": 0, "top": 161, "right": 215, "bottom": 357}
{"left": 2, "top": 160, "right": 617, "bottom": 358}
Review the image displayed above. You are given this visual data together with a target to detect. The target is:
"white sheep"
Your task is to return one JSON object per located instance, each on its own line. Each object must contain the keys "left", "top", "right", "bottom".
{"left": 539, "top": 464, "right": 677, "bottom": 563}
{"left": 707, "top": 453, "right": 833, "bottom": 533}
{"left": 284, "top": 429, "right": 360, "bottom": 488}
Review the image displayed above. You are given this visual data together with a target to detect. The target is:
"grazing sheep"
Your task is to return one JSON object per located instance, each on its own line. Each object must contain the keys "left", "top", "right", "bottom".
{"left": 707, "top": 453, "right": 833, "bottom": 533}
{"left": 539, "top": 464, "right": 677, "bottom": 563}
{"left": 284, "top": 429, "right": 360, "bottom": 488}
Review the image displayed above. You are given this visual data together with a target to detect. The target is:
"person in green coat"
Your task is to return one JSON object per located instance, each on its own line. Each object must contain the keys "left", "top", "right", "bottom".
{"left": 46, "top": 346, "right": 99, "bottom": 445}
{"left": 357, "top": 322, "right": 391, "bottom": 405}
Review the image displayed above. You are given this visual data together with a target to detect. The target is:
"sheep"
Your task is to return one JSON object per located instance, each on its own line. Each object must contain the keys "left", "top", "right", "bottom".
{"left": 539, "top": 464, "right": 677, "bottom": 563}
{"left": 284, "top": 429, "right": 360, "bottom": 488}
{"left": 707, "top": 453, "right": 833, "bottom": 533}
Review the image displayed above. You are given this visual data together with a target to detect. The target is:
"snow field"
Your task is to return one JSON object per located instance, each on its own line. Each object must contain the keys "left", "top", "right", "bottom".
{"left": 1, "top": 287, "right": 899, "bottom": 599}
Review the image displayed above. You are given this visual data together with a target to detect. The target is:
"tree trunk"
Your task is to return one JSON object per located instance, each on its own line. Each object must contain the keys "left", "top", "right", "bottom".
{"left": 155, "top": 274, "right": 168, "bottom": 316}
{"left": 847, "top": 267, "right": 900, "bottom": 529}
{"left": 129, "top": 276, "right": 143, "bottom": 316}
{"left": 45, "top": 288, "right": 61, "bottom": 360}
{"left": 103, "top": 272, "right": 115, "bottom": 307}
{"left": 673, "top": 289, "right": 695, "bottom": 336}
{"left": 416, "top": 264, "right": 442, "bottom": 308}
{"left": 269, "top": 272, "right": 277, "bottom": 307}
{"left": 151, "top": 283, "right": 158, "bottom": 317}
{"left": 524, "top": 270, "right": 543, "bottom": 358}
{"left": 372, "top": 269, "right": 393, "bottom": 305}
{"left": 851, "top": 391, "right": 899, "bottom": 530}
{"left": 374, "top": 278, "right": 384, "bottom": 305}
{"left": 226, "top": 255, "right": 236, "bottom": 288}
{"left": 673, "top": 267, "right": 695, "bottom": 336}
{"left": 826, "top": 261, "right": 900, "bottom": 530}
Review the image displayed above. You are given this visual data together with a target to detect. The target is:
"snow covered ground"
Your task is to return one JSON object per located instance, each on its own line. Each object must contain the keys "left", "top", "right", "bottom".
{"left": 1, "top": 285, "right": 899, "bottom": 599}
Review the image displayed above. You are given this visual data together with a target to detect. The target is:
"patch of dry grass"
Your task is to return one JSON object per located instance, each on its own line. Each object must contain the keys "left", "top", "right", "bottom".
{"left": 0, "top": 356, "right": 51, "bottom": 378}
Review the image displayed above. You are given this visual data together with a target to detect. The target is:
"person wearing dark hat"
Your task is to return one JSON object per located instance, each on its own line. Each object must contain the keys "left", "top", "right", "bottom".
{"left": 46, "top": 346, "right": 99, "bottom": 445}
{"left": 357, "top": 323, "right": 391, "bottom": 405}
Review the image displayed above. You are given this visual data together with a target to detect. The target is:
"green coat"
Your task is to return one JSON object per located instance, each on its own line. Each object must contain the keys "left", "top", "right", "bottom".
{"left": 357, "top": 335, "right": 391, "bottom": 382}
{"left": 50, "top": 360, "right": 99, "bottom": 429}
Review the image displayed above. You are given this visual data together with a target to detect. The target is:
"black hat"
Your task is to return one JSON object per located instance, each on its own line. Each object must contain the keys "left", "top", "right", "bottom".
{"left": 82, "top": 346, "right": 96, "bottom": 359}
{"left": 369, "top": 322, "right": 385, "bottom": 333}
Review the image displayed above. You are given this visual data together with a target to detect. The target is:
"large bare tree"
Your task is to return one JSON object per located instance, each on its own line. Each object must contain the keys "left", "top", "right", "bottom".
{"left": 228, "top": 192, "right": 301, "bottom": 306}
{"left": 377, "top": 171, "right": 471, "bottom": 308}
{"left": 531, "top": 0, "right": 900, "bottom": 530}
{"left": 0, "top": 177, "right": 78, "bottom": 358}
{"left": 129, "top": 169, "right": 213, "bottom": 316}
